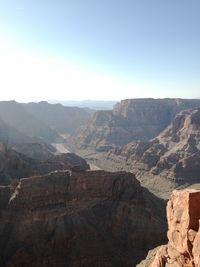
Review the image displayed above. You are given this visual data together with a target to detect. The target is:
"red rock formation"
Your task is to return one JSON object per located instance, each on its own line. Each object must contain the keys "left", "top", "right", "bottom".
{"left": 142, "top": 189, "right": 200, "bottom": 267}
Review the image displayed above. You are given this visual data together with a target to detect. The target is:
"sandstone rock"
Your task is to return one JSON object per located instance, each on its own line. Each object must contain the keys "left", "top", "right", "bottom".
{"left": 138, "top": 189, "right": 200, "bottom": 267}
{"left": 193, "top": 221, "right": 200, "bottom": 266}
{"left": 149, "top": 246, "right": 168, "bottom": 267}
{"left": 136, "top": 246, "right": 162, "bottom": 267}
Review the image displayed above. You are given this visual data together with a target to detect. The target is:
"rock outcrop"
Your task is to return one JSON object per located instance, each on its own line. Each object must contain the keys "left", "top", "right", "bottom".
{"left": 0, "top": 170, "right": 167, "bottom": 267}
{"left": 69, "top": 99, "right": 200, "bottom": 151}
{"left": 0, "top": 143, "right": 89, "bottom": 185}
{"left": 12, "top": 142, "right": 57, "bottom": 161}
{"left": 137, "top": 189, "right": 200, "bottom": 267}
{"left": 95, "top": 108, "right": 200, "bottom": 198}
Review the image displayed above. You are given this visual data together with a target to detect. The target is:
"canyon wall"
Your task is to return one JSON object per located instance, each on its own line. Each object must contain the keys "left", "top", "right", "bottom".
{"left": 69, "top": 99, "right": 200, "bottom": 151}
{"left": 0, "top": 170, "right": 166, "bottom": 267}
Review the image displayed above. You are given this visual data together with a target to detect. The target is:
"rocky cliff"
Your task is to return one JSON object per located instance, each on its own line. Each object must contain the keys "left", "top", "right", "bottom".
{"left": 110, "top": 108, "right": 200, "bottom": 196}
{"left": 137, "top": 189, "right": 200, "bottom": 267}
{"left": 0, "top": 170, "right": 166, "bottom": 267}
{"left": 12, "top": 142, "right": 57, "bottom": 161}
{"left": 0, "top": 143, "right": 89, "bottom": 185}
{"left": 69, "top": 99, "right": 200, "bottom": 151}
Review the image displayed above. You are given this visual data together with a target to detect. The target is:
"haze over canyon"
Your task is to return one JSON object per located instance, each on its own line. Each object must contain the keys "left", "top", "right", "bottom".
{"left": 0, "top": 98, "right": 200, "bottom": 266}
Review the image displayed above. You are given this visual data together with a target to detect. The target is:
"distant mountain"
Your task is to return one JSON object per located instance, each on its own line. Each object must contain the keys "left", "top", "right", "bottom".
{"left": 69, "top": 98, "right": 200, "bottom": 152}
{"left": 23, "top": 101, "right": 92, "bottom": 134}
{"left": 0, "top": 116, "right": 33, "bottom": 144}
{"left": 49, "top": 100, "right": 117, "bottom": 110}
{"left": 0, "top": 101, "right": 58, "bottom": 143}
{"left": 0, "top": 101, "right": 93, "bottom": 144}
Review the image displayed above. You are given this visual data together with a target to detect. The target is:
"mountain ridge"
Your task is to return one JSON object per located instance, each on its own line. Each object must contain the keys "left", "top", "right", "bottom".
{"left": 69, "top": 98, "right": 200, "bottom": 152}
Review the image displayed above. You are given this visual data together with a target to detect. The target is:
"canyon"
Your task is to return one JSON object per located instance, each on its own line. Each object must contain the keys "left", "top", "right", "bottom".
{"left": 69, "top": 98, "right": 200, "bottom": 151}
{"left": 0, "top": 143, "right": 89, "bottom": 185}
{"left": 0, "top": 101, "right": 92, "bottom": 144}
{"left": 67, "top": 105, "right": 200, "bottom": 198}
{"left": 0, "top": 98, "right": 200, "bottom": 266}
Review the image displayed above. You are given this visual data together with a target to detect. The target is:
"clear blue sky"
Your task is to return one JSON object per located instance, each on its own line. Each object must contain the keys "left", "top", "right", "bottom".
{"left": 0, "top": 0, "right": 199, "bottom": 101}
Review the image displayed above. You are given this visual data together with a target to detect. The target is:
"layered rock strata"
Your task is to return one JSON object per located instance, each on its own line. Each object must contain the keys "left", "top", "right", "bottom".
{"left": 0, "top": 143, "right": 89, "bottom": 185}
{"left": 94, "top": 108, "right": 200, "bottom": 198}
{"left": 69, "top": 99, "right": 200, "bottom": 151}
{"left": 0, "top": 170, "right": 166, "bottom": 267}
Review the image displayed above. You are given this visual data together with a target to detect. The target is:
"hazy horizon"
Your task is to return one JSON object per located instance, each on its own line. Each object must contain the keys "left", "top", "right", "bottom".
{"left": 1, "top": 97, "right": 200, "bottom": 104}
{"left": 0, "top": 0, "right": 199, "bottom": 101}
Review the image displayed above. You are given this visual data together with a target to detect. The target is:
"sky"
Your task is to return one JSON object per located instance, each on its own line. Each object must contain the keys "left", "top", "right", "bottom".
{"left": 0, "top": 0, "right": 199, "bottom": 102}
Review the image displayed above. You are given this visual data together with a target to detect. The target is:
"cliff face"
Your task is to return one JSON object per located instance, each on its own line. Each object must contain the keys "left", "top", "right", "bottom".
{"left": 137, "top": 189, "right": 200, "bottom": 267}
{"left": 118, "top": 108, "right": 200, "bottom": 185}
{"left": 12, "top": 142, "right": 57, "bottom": 161}
{"left": 0, "top": 143, "right": 89, "bottom": 185}
{"left": 73, "top": 107, "right": 200, "bottom": 198}
{"left": 0, "top": 170, "right": 166, "bottom": 267}
{"left": 69, "top": 99, "right": 200, "bottom": 151}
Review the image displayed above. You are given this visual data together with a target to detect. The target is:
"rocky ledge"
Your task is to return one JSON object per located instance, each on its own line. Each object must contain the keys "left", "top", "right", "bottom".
{"left": 137, "top": 189, "right": 200, "bottom": 266}
{"left": 0, "top": 170, "right": 166, "bottom": 267}
{"left": 0, "top": 143, "right": 89, "bottom": 185}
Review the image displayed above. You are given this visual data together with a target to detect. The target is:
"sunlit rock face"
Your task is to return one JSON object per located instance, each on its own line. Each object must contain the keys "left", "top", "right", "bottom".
{"left": 119, "top": 108, "right": 200, "bottom": 183}
{"left": 0, "top": 170, "right": 166, "bottom": 267}
{"left": 102, "top": 108, "right": 200, "bottom": 199}
{"left": 138, "top": 189, "right": 200, "bottom": 267}
{"left": 69, "top": 99, "right": 200, "bottom": 151}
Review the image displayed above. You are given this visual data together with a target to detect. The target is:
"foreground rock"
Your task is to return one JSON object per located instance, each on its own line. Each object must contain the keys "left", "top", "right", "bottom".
{"left": 0, "top": 170, "right": 166, "bottom": 267}
{"left": 137, "top": 189, "right": 200, "bottom": 267}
